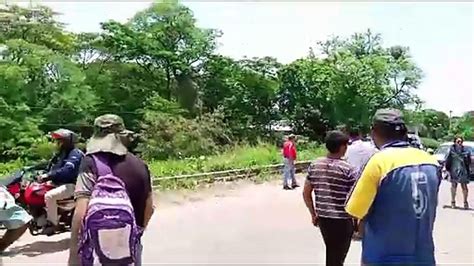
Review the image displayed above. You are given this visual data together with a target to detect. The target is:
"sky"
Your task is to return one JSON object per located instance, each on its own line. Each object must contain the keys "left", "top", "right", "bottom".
{"left": 14, "top": 1, "right": 474, "bottom": 116}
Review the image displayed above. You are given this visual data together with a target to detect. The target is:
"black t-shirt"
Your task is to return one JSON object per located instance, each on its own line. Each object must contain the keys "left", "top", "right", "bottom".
{"left": 75, "top": 152, "right": 152, "bottom": 227}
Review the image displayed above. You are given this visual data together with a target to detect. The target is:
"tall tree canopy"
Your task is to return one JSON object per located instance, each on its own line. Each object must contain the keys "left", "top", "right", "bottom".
{"left": 278, "top": 30, "right": 423, "bottom": 138}
{"left": 0, "top": 1, "right": 461, "bottom": 162}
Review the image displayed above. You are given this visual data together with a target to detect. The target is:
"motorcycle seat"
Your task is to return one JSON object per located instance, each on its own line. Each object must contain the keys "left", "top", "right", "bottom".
{"left": 57, "top": 197, "right": 75, "bottom": 204}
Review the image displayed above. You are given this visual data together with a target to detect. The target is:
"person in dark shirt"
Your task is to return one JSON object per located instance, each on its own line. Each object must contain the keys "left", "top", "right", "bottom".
{"left": 303, "top": 130, "right": 356, "bottom": 266}
{"left": 39, "top": 129, "right": 83, "bottom": 235}
{"left": 68, "top": 114, "right": 154, "bottom": 266}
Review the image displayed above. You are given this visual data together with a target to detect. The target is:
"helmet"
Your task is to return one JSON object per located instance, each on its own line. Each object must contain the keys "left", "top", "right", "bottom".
{"left": 50, "top": 129, "right": 78, "bottom": 146}
{"left": 407, "top": 133, "right": 422, "bottom": 149}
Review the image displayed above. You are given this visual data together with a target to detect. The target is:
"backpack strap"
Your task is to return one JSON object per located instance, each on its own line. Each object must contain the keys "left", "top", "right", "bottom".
{"left": 91, "top": 154, "right": 113, "bottom": 177}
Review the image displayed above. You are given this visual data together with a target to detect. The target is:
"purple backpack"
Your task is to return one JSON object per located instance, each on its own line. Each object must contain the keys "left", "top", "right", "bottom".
{"left": 79, "top": 155, "right": 142, "bottom": 266}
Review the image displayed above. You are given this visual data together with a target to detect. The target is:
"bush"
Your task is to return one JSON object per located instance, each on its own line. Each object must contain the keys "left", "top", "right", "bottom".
{"left": 0, "top": 160, "right": 23, "bottom": 176}
{"left": 138, "top": 109, "right": 232, "bottom": 160}
{"left": 421, "top": 137, "right": 441, "bottom": 150}
{"left": 28, "top": 138, "right": 56, "bottom": 161}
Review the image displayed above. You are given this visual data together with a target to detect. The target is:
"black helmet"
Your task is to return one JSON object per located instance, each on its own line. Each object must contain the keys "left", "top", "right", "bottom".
{"left": 407, "top": 134, "right": 422, "bottom": 149}
{"left": 50, "top": 129, "right": 78, "bottom": 147}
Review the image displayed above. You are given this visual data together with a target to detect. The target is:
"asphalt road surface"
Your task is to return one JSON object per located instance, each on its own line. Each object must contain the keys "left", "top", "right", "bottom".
{"left": 1, "top": 177, "right": 473, "bottom": 265}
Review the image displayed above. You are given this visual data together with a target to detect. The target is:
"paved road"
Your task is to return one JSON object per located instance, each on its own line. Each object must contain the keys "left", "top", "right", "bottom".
{"left": 1, "top": 177, "right": 473, "bottom": 265}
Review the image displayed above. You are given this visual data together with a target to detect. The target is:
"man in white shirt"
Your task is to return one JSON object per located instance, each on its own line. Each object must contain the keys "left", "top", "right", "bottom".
{"left": 345, "top": 127, "right": 378, "bottom": 240}
{"left": 346, "top": 127, "right": 378, "bottom": 177}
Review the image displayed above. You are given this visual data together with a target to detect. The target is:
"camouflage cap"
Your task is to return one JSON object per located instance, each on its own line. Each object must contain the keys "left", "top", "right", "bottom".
{"left": 86, "top": 114, "right": 133, "bottom": 156}
{"left": 372, "top": 108, "right": 405, "bottom": 125}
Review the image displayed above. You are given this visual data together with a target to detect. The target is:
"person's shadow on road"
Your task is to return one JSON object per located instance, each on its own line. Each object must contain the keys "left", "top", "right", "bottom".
{"left": 442, "top": 205, "right": 474, "bottom": 211}
{"left": 5, "top": 238, "right": 70, "bottom": 257}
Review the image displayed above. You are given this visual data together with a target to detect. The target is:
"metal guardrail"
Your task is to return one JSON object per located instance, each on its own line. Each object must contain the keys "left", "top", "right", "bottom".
{"left": 152, "top": 160, "right": 312, "bottom": 187}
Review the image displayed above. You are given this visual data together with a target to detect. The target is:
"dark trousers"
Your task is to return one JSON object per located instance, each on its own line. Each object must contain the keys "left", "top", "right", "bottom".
{"left": 318, "top": 217, "right": 354, "bottom": 266}
{"left": 353, "top": 219, "right": 359, "bottom": 232}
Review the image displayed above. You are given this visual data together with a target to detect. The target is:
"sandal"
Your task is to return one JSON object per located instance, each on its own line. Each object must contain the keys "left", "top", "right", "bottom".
{"left": 451, "top": 201, "right": 456, "bottom": 208}
{"left": 464, "top": 202, "right": 469, "bottom": 210}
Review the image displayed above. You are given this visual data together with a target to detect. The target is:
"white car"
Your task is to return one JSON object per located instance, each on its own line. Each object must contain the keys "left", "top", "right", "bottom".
{"left": 434, "top": 141, "right": 474, "bottom": 179}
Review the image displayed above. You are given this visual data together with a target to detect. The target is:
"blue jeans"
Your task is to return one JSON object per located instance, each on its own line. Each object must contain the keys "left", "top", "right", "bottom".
{"left": 283, "top": 158, "right": 296, "bottom": 187}
{"left": 135, "top": 242, "right": 143, "bottom": 266}
{"left": 135, "top": 228, "right": 144, "bottom": 266}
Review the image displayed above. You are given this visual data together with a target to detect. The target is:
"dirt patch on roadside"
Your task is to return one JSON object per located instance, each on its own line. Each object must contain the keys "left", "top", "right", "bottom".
{"left": 153, "top": 176, "right": 285, "bottom": 208}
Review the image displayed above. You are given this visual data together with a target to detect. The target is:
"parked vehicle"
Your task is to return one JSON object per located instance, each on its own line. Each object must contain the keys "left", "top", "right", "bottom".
{"left": 0, "top": 167, "right": 75, "bottom": 235}
{"left": 434, "top": 141, "right": 474, "bottom": 180}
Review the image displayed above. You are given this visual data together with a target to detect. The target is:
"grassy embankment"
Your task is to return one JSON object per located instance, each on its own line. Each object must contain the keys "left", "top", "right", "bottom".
{"left": 1, "top": 143, "right": 326, "bottom": 189}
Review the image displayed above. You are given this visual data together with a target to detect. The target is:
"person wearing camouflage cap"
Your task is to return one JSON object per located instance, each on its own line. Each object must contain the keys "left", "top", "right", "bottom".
{"left": 345, "top": 108, "right": 440, "bottom": 265}
{"left": 86, "top": 114, "right": 134, "bottom": 156}
{"left": 69, "top": 114, "right": 154, "bottom": 265}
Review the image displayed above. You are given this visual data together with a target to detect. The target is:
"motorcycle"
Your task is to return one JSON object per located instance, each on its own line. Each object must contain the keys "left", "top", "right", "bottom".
{"left": 0, "top": 166, "right": 75, "bottom": 236}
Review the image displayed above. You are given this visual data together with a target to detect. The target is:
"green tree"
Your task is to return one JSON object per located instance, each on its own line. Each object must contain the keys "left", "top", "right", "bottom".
{"left": 0, "top": 61, "right": 43, "bottom": 159}
{"left": 0, "top": 4, "right": 448, "bottom": 164}
{"left": 101, "top": 0, "right": 220, "bottom": 114}
{"left": 405, "top": 108, "right": 450, "bottom": 139}
{"left": 450, "top": 112, "right": 474, "bottom": 140}
{"left": 2, "top": 39, "right": 97, "bottom": 131}
{"left": 0, "top": 5, "right": 74, "bottom": 54}
{"left": 278, "top": 30, "right": 423, "bottom": 139}
{"left": 0, "top": 5, "right": 97, "bottom": 159}
{"left": 200, "top": 55, "right": 279, "bottom": 140}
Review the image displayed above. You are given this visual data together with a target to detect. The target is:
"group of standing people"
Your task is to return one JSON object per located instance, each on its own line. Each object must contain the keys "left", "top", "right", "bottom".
{"left": 292, "top": 108, "right": 444, "bottom": 266}
{"left": 0, "top": 108, "right": 469, "bottom": 265}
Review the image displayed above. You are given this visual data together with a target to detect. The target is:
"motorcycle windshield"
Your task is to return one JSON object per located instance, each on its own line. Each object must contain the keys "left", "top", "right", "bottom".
{"left": 0, "top": 170, "right": 24, "bottom": 187}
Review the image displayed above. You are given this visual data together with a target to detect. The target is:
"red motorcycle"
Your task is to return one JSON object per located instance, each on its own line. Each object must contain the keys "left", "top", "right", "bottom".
{"left": 1, "top": 167, "right": 75, "bottom": 235}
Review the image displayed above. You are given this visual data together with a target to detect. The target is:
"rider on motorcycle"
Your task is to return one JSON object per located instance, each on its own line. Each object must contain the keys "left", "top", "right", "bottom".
{"left": 38, "top": 129, "right": 83, "bottom": 235}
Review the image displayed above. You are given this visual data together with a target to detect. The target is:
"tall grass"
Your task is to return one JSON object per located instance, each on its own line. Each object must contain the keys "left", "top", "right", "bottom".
{"left": 1, "top": 143, "right": 326, "bottom": 180}
{"left": 148, "top": 143, "right": 325, "bottom": 177}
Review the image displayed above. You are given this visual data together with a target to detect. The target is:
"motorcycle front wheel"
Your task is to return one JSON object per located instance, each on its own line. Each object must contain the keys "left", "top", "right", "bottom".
{"left": 28, "top": 220, "right": 41, "bottom": 236}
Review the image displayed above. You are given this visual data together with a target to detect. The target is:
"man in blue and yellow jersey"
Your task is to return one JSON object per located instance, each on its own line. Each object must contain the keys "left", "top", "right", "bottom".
{"left": 346, "top": 108, "right": 440, "bottom": 266}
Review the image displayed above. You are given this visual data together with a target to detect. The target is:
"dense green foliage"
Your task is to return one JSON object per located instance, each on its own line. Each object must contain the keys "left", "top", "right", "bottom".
{"left": 420, "top": 137, "right": 441, "bottom": 150}
{"left": 0, "top": 1, "right": 471, "bottom": 166}
{"left": 448, "top": 112, "right": 474, "bottom": 141}
{"left": 404, "top": 108, "right": 473, "bottom": 141}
